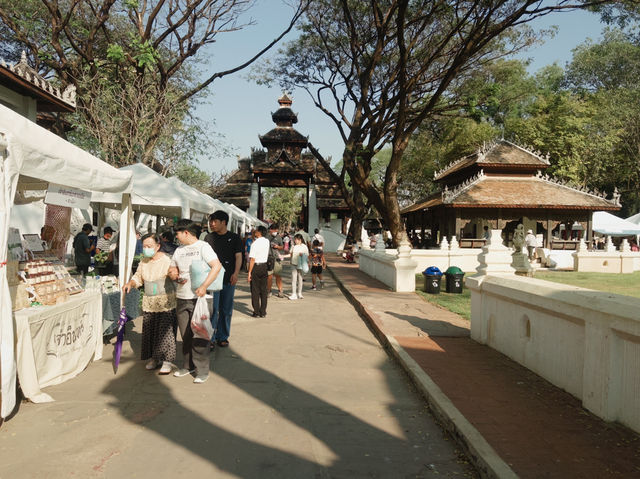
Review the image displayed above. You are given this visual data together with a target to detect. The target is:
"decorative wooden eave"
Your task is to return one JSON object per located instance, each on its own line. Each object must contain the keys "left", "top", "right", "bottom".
{"left": 0, "top": 52, "right": 76, "bottom": 112}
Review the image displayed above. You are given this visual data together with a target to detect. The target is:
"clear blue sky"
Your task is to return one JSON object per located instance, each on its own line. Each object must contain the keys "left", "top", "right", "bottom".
{"left": 196, "top": 2, "right": 607, "bottom": 176}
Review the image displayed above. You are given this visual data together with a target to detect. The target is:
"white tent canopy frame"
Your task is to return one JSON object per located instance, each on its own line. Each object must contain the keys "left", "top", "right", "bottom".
{"left": 91, "top": 163, "right": 192, "bottom": 219}
{"left": 592, "top": 211, "right": 640, "bottom": 237}
{"left": 626, "top": 212, "right": 640, "bottom": 226}
{"left": 0, "top": 104, "right": 134, "bottom": 418}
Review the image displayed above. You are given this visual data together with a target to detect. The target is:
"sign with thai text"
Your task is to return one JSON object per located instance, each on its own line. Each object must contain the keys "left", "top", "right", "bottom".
{"left": 45, "top": 183, "right": 91, "bottom": 209}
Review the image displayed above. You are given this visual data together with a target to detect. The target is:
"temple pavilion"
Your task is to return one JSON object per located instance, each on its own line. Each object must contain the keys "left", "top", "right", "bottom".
{"left": 218, "top": 94, "right": 348, "bottom": 231}
{"left": 401, "top": 139, "right": 621, "bottom": 248}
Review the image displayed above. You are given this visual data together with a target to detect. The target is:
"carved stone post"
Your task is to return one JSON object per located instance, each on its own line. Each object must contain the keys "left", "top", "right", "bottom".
{"left": 375, "top": 233, "right": 386, "bottom": 254}
{"left": 394, "top": 232, "right": 418, "bottom": 292}
{"left": 476, "top": 230, "right": 514, "bottom": 275}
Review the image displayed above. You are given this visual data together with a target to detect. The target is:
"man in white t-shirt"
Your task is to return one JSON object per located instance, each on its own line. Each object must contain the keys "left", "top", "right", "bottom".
{"left": 168, "top": 219, "right": 222, "bottom": 384}
{"left": 247, "top": 225, "right": 270, "bottom": 317}
{"left": 313, "top": 228, "right": 325, "bottom": 250}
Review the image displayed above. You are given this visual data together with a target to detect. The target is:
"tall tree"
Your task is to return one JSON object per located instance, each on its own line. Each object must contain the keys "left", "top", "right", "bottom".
{"left": 260, "top": 0, "right": 613, "bottom": 246}
{"left": 0, "top": 0, "right": 306, "bottom": 167}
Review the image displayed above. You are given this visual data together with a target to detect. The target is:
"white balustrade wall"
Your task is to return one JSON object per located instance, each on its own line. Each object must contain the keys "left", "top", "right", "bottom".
{"left": 466, "top": 273, "right": 640, "bottom": 434}
{"left": 572, "top": 239, "right": 640, "bottom": 273}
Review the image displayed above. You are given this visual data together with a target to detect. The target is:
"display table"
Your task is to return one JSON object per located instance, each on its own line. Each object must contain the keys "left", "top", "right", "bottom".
{"left": 13, "top": 291, "right": 103, "bottom": 403}
{"left": 102, "top": 289, "right": 140, "bottom": 336}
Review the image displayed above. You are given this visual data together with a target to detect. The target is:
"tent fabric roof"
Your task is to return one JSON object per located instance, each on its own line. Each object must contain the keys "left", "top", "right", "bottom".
{"left": 626, "top": 212, "right": 640, "bottom": 225}
{"left": 90, "top": 163, "right": 190, "bottom": 217}
{"left": 0, "top": 104, "right": 132, "bottom": 194}
{"left": 593, "top": 211, "right": 640, "bottom": 236}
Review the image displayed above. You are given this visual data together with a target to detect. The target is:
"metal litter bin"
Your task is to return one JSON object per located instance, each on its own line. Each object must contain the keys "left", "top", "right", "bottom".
{"left": 422, "top": 266, "right": 443, "bottom": 294}
{"left": 445, "top": 266, "right": 464, "bottom": 293}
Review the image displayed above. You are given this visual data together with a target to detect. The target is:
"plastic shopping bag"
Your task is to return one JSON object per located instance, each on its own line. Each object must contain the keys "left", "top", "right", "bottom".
{"left": 191, "top": 296, "right": 214, "bottom": 340}
{"left": 298, "top": 252, "right": 309, "bottom": 274}
{"left": 190, "top": 259, "right": 211, "bottom": 292}
{"left": 208, "top": 265, "right": 225, "bottom": 292}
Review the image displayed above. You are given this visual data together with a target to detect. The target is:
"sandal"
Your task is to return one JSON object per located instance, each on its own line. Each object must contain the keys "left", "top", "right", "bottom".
{"left": 216, "top": 339, "right": 230, "bottom": 347}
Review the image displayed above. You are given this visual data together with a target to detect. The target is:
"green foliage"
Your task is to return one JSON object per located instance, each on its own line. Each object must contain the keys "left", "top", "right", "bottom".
{"left": 106, "top": 44, "right": 125, "bottom": 63}
{"left": 123, "top": 0, "right": 139, "bottom": 9}
{"left": 263, "top": 188, "right": 305, "bottom": 230}
{"left": 170, "top": 160, "right": 212, "bottom": 193}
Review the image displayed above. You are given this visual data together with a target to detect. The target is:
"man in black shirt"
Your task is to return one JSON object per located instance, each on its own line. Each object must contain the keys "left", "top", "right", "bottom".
{"left": 205, "top": 210, "right": 243, "bottom": 348}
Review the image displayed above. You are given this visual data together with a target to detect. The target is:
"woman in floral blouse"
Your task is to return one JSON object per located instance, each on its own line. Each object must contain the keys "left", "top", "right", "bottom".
{"left": 123, "top": 233, "right": 177, "bottom": 374}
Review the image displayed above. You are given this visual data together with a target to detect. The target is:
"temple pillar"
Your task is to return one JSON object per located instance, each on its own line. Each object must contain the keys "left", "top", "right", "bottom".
{"left": 249, "top": 182, "right": 259, "bottom": 218}
{"left": 308, "top": 183, "right": 319, "bottom": 232}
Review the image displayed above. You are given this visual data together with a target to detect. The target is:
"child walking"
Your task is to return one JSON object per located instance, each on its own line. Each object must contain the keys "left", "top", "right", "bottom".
{"left": 310, "top": 239, "right": 326, "bottom": 290}
{"left": 288, "top": 234, "right": 309, "bottom": 300}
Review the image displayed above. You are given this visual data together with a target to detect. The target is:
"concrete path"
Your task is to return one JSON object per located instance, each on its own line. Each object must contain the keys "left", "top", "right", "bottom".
{"left": 327, "top": 256, "right": 640, "bottom": 479}
{"left": 0, "top": 265, "right": 476, "bottom": 478}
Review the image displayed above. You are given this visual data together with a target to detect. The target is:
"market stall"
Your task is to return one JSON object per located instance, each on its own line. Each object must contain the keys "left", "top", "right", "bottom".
{"left": 0, "top": 103, "right": 134, "bottom": 417}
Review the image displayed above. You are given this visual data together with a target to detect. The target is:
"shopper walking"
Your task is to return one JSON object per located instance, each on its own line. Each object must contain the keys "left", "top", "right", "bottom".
{"left": 122, "top": 233, "right": 177, "bottom": 375}
{"left": 288, "top": 234, "right": 309, "bottom": 300}
{"left": 267, "top": 224, "right": 285, "bottom": 298}
{"left": 247, "top": 226, "right": 270, "bottom": 317}
{"left": 205, "top": 210, "right": 243, "bottom": 348}
{"left": 168, "top": 219, "right": 222, "bottom": 384}
{"left": 309, "top": 239, "right": 326, "bottom": 290}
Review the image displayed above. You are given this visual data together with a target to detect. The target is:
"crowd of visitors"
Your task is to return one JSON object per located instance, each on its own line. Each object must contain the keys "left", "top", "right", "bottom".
{"left": 73, "top": 216, "right": 331, "bottom": 384}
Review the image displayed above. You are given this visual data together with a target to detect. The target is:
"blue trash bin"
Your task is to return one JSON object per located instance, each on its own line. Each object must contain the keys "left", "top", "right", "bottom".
{"left": 422, "top": 266, "right": 443, "bottom": 294}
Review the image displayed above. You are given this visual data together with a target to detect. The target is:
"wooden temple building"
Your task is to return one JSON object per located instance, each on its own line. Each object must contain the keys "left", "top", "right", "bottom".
{"left": 218, "top": 94, "right": 348, "bottom": 230}
{"left": 0, "top": 51, "right": 76, "bottom": 130}
{"left": 401, "top": 139, "right": 621, "bottom": 249}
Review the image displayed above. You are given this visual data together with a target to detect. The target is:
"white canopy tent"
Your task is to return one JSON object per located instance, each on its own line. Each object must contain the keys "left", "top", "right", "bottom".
{"left": 592, "top": 211, "right": 640, "bottom": 237}
{"left": 626, "top": 212, "right": 640, "bottom": 226}
{"left": 91, "top": 163, "right": 191, "bottom": 219}
{"left": 166, "top": 177, "right": 214, "bottom": 223}
{"left": 0, "top": 104, "right": 134, "bottom": 418}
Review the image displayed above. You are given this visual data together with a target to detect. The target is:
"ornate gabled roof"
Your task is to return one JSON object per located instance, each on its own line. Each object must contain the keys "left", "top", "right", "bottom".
{"left": 433, "top": 139, "right": 550, "bottom": 181}
{"left": 0, "top": 51, "right": 76, "bottom": 111}
{"left": 401, "top": 171, "right": 621, "bottom": 214}
{"left": 443, "top": 171, "right": 619, "bottom": 209}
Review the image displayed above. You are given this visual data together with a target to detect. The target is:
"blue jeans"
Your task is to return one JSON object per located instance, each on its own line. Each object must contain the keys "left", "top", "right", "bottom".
{"left": 210, "top": 282, "right": 236, "bottom": 342}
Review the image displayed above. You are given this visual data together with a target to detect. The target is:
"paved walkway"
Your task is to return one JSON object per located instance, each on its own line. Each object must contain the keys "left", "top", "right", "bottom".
{"left": 0, "top": 266, "right": 476, "bottom": 478}
{"left": 326, "top": 256, "right": 640, "bottom": 478}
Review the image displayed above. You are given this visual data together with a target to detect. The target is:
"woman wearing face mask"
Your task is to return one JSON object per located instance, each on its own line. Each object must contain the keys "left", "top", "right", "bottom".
{"left": 123, "top": 233, "right": 177, "bottom": 374}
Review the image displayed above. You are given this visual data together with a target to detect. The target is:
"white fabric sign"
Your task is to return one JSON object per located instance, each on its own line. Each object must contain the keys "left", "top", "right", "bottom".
{"left": 13, "top": 291, "right": 103, "bottom": 403}
{"left": 45, "top": 183, "right": 91, "bottom": 209}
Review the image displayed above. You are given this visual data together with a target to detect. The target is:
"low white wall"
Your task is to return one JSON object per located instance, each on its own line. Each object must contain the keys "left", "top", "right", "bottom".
{"left": 573, "top": 250, "right": 640, "bottom": 273}
{"left": 319, "top": 227, "right": 346, "bottom": 253}
{"left": 466, "top": 274, "right": 640, "bottom": 434}
{"left": 410, "top": 248, "right": 482, "bottom": 273}
{"left": 359, "top": 250, "right": 396, "bottom": 289}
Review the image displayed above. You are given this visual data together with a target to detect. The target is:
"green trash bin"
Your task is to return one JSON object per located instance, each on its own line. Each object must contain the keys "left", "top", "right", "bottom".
{"left": 445, "top": 266, "right": 464, "bottom": 293}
